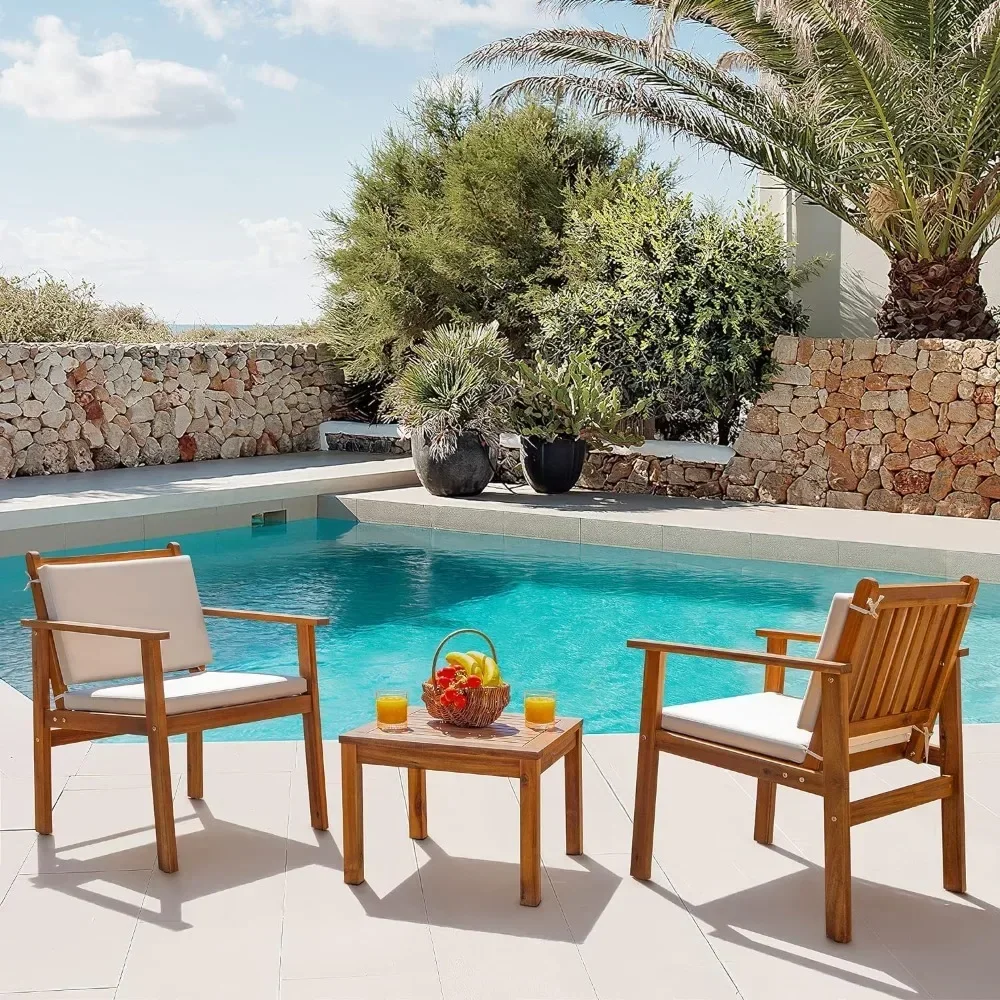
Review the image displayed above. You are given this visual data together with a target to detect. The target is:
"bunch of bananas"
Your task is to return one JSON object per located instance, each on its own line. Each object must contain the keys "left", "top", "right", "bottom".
{"left": 443, "top": 650, "right": 503, "bottom": 687}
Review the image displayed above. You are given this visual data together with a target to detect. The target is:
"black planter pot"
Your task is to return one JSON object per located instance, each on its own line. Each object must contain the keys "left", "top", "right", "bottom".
{"left": 520, "top": 435, "right": 587, "bottom": 494}
{"left": 411, "top": 429, "right": 493, "bottom": 497}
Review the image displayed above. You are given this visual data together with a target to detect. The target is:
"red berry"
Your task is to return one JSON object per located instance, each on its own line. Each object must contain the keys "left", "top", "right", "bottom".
{"left": 465, "top": 676, "right": 482, "bottom": 688}
{"left": 453, "top": 693, "right": 467, "bottom": 710}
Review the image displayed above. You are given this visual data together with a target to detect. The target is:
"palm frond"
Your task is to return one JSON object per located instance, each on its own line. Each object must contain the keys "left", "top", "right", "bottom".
{"left": 469, "top": 0, "right": 1000, "bottom": 262}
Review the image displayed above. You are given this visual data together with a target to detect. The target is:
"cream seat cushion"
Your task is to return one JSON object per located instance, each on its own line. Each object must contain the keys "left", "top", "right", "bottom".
{"left": 61, "top": 671, "right": 306, "bottom": 716}
{"left": 659, "top": 592, "right": 911, "bottom": 764}
{"left": 661, "top": 692, "right": 911, "bottom": 764}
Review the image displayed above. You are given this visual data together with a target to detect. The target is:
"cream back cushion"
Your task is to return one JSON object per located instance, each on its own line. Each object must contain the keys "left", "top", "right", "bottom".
{"left": 796, "top": 593, "right": 852, "bottom": 732}
{"left": 38, "top": 556, "right": 214, "bottom": 684}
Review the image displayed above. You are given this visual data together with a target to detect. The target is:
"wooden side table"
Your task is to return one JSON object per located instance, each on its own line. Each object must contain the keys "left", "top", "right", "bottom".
{"left": 339, "top": 709, "right": 583, "bottom": 906}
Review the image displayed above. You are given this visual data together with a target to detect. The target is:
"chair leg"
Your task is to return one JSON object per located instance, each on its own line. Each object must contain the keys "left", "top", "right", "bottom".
{"left": 631, "top": 739, "right": 659, "bottom": 880}
{"left": 147, "top": 724, "right": 178, "bottom": 874}
{"left": 631, "top": 650, "right": 666, "bottom": 881}
{"left": 940, "top": 661, "right": 966, "bottom": 893}
{"left": 187, "top": 731, "right": 204, "bottom": 800}
{"left": 753, "top": 779, "right": 776, "bottom": 845}
{"left": 823, "top": 782, "right": 852, "bottom": 943}
{"left": 31, "top": 634, "right": 52, "bottom": 836}
{"left": 32, "top": 708, "right": 52, "bottom": 836}
{"left": 302, "top": 707, "right": 328, "bottom": 831}
{"left": 821, "top": 672, "right": 852, "bottom": 943}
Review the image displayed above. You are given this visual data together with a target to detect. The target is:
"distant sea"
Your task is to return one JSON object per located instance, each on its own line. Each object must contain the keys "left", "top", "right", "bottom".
{"left": 168, "top": 324, "right": 252, "bottom": 334}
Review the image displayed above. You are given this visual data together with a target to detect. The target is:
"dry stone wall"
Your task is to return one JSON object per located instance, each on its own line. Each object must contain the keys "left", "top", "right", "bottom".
{"left": 730, "top": 335, "right": 1000, "bottom": 518}
{"left": 0, "top": 343, "right": 344, "bottom": 479}
{"left": 578, "top": 451, "right": 726, "bottom": 498}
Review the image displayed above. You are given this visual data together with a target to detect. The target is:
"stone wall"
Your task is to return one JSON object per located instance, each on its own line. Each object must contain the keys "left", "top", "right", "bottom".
{"left": 579, "top": 451, "right": 727, "bottom": 498}
{"left": 730, "top": 335, "right": 1000, "bottom": 517}
{"left": 0, "top": 343, "right": 344, "bottom": 478}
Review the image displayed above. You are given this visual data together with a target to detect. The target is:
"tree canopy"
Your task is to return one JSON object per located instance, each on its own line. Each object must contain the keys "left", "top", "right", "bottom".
{"left": 316, "top": 80, "right": 637, "bottom": 380}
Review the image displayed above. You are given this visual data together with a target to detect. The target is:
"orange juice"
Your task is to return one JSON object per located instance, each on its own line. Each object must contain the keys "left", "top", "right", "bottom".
{"left": 524, "top": 692, "right": 556, "bottom": 730}
{"left": 376, "top": 692, "right": 408, "bottom": 731}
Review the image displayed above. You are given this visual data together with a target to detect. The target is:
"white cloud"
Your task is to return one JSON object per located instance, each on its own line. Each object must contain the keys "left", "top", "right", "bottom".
{"left": 250, "top": 62, "right": 299, "bottom": 91}
{"left": 240, "top": 217, "right": 311, "bottom": 267}
{"left": 274, "top": 0, "right": 543, "bottom": 47}
{"left": 159, "top": 0, "right": 547, "bottom": 48}
{"left": 8, "top": 216, "right": 146, "bottom": 268}
{"left": 0, "top": 16, "right": 241, "bottom": 138}
{"left": 161, "top": 0, "right": 246, "bottom": 40}
{"left": 0, "top": 216, "right": 319, "bottom": 324}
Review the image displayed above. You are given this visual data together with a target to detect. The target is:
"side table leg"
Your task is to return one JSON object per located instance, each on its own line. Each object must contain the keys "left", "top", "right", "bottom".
{"left": 520, "top": 759, "right": 542, "bottom": 906}
{"left": 565, "top": 728, "right": 583, "bottom": 856}
{"left": 407, "top": 767, "right": 428, "bottom": 840}
{"left": 342, "top": 744, "right": 364, "bottom": 885}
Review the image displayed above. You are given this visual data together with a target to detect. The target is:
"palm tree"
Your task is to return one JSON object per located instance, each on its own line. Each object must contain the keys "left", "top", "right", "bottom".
{"left": 467, "top": 0, "right": 1000, "bottom": 340}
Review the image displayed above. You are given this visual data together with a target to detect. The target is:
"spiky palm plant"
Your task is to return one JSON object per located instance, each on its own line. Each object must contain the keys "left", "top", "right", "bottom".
{"left": 381, "top": 321, "right": 514, "bottom": 459}
{"left": 468, "top": 0, "right": 1000, "bottom": 340}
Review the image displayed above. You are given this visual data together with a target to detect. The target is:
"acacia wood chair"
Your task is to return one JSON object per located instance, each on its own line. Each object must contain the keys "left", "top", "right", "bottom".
{"left": 22, "top": 543, "right": 330, "bottom": 873}
{"left": 629, "top": 575, "right": 978, "bottom": 943}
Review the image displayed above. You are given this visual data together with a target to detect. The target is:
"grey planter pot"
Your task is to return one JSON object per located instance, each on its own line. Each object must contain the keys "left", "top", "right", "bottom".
{"left": 411, "top": 429, "right": 493, "bottom": 497}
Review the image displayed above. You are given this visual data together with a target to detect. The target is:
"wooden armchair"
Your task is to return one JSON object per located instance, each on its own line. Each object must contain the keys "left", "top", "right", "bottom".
{"left": 22, "top": 543, "right": 330, "bottom": 873}
{"left": 628, "top": 576, "right": 977, "bottom": 942}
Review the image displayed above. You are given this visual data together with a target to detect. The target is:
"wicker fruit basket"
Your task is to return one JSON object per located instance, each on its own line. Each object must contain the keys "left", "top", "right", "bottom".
{"left": 422, "top": 628, "right": 510, "bottom": 728}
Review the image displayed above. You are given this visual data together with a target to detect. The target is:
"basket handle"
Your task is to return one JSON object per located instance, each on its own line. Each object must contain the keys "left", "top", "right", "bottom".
{"left": 430, "top": 629, "right": 498, "bottom": 689}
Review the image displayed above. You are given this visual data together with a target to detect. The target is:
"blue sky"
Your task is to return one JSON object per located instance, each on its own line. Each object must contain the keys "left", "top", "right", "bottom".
{"left": 0, "top": 1, "right": 751, "bottom": 324}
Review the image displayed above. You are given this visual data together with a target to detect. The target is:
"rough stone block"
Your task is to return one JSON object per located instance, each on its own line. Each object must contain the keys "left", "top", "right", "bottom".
{"left": 936, "top": 492, "right": 990, "bottom": 518}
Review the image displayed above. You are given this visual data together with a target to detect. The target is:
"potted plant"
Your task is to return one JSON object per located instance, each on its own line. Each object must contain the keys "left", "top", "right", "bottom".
{"left": 382, "top": 321, "right": 512, "bottom": 497}
{"left": 509, "top": 352, "right": 641, "bottom": 494}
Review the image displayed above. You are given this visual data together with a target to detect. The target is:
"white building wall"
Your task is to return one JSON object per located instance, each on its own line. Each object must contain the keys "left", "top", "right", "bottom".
{"left": 759, "top": 175, "right": 1000, "bottom": 339}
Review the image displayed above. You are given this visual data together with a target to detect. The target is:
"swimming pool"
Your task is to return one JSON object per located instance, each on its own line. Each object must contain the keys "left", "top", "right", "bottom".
{"left": 1, "top": 517, "right": 998, "bottom": 739}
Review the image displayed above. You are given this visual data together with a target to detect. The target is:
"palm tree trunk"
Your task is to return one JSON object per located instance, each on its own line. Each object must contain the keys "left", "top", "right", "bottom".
{"left": 877, "top": 254, "right": 997, "bottom": 341}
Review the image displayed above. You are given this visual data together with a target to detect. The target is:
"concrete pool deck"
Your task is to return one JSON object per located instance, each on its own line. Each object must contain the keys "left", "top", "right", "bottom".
{"left": 329, "top": 484, "right": 1000, "bottom": 582}
{"left": 0, "top": 453, "right": 417, "bottom": 557}
{"left": 0, "top": 679, "right": 998, "bottom": 999}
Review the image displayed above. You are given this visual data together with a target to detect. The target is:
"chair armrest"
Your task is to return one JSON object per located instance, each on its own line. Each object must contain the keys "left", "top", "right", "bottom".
{"left": 627, "top": 639, "right": 849, "bottom": 674}
{"left": 202, "top": 607, "right": 330, "bottom": 627}
{"left": 755, "top": 628, "right": 823, "bottom": 644}
{"left": 20, "top": 619, "right": 170, "bottom": 641}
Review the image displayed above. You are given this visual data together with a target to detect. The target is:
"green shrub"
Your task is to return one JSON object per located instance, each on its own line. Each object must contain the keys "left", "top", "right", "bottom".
{"left": 508, "top": 352, "right": 641, "bottom": 448}
{"left": 530, "top": 172, "right": 815, "bottom": 444}
{"left": 0, "top": 274, "right": 169, "bottom": 343}
{"left": 316, "top": 80, "right": 640, "bottom": 382}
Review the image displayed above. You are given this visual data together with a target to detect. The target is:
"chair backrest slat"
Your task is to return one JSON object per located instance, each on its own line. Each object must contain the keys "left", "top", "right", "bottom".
{"left": 887, "top": 603, "right": 938, "bottom": 716}
{"left": 848, "top": 609, "right": 893, "bottom": 719}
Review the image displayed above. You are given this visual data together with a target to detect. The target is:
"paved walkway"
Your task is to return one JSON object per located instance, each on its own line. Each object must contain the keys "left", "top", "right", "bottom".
{"left": 0, "top": 454, "right": 417, "bottom": 556}
{"left": 0, "top": 681, "right": 997, "bottom": 999}
{"left": 336, "top": 485, "right": 1000, "bottom": 582}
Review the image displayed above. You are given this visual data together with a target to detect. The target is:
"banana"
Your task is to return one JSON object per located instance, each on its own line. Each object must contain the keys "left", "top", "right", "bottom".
{"left": 445, "top": 651, "right": 477, "bottom": 673}
{"left": 482, "top": 656, "right": 501, "bottom": 686}
{"left": 466, "top": 651, "right": 487, "bottom": 677}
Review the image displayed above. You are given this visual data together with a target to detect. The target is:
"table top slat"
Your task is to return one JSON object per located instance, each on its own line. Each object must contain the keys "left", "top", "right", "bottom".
{"left": 340, "top": 709, "right": 582, "bottom": 760}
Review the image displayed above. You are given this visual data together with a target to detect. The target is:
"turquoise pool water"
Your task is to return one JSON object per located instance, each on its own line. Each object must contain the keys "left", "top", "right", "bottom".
{"left": 1, "top": 518, "right": 998, "bottom": 739}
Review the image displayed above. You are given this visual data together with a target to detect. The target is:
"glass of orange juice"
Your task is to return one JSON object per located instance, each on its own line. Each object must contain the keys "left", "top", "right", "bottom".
{"left": 524, "top": 691, "right": 557, "bottom": 730}
{"left": 375, "top": 690, "right": 409, "bottom": 732}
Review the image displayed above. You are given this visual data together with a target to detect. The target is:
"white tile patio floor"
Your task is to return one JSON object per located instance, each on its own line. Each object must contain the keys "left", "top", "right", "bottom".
{"left": 1, "top": 681, "right": 999, "bottom": 1000}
